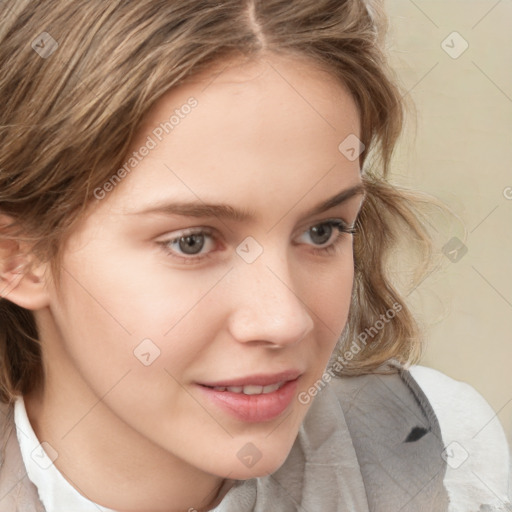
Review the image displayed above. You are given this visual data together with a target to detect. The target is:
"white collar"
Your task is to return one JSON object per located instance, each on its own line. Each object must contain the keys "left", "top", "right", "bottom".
{"left": 14, "top": 396, "right": 115, "bottom": 512}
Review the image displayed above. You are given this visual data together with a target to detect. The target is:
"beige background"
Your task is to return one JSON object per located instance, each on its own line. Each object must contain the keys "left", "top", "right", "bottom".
{"left": 385, "top": 0, "right": 512, "bottom": 443}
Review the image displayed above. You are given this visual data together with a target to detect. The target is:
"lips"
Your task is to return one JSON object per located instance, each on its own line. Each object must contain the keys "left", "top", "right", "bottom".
{"left": 197, "top": 370, "right": 303, "bottom": 423}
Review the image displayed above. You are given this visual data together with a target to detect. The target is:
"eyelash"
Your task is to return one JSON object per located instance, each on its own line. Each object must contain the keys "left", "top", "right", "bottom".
{"left": 156, "top": 220, "right": 357, "bottom": 264}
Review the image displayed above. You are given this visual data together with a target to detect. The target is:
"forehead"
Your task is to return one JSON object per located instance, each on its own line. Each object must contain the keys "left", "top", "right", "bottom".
{"left": 96, "top": 54, "right": 362, "bottom": 217}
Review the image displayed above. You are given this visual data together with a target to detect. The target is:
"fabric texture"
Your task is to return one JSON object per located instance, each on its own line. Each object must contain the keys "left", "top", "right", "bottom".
{"left": 409, "top": 366, "right": 511, "bottom": 511}
{"left": 0, "top": 365, "right": 509, "bottom": 511}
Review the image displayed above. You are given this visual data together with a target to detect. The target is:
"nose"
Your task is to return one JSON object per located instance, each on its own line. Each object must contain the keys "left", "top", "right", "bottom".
{"left": 226, "top": 258, "right": 315, "bottom": 348}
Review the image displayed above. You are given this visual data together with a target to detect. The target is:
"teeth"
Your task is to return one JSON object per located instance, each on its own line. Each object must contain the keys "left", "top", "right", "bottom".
{"left": 241, "top": 385, "right": 263, "bottom": 395}
{"left": 213, "top": 382, "right": 284, "bottom": 395}
{"left": 262, "top": 382, "right": 281, "bottom": 393}
{"left": 211, "top": 382, "right": 284, "bottom": 395}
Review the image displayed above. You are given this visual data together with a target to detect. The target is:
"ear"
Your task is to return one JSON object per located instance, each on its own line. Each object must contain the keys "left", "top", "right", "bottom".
{"left": 0, "top": 223, "right": 51, "bottom": 311}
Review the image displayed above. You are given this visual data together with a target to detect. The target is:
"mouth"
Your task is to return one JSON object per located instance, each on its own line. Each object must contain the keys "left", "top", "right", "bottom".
{"left": 203, "top": 382, "right": 286, "bottom": 395}
{"left": 196, "top": 370, "right": 303, "bottom": 423}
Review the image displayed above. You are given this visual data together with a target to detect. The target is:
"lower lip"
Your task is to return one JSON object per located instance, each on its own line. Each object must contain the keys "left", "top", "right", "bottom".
{"left": 197, "top": 378, "right": 299, "bottom": 423}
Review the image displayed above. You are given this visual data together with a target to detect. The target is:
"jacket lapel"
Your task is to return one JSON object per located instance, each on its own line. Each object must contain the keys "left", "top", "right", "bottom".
{"left": 333, "top": 369, "right": 450, "bottom": 511}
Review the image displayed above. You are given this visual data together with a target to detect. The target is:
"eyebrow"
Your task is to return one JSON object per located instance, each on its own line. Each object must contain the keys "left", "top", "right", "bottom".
{"left": 130, "top": 183, "right": 366, "bottom": 222}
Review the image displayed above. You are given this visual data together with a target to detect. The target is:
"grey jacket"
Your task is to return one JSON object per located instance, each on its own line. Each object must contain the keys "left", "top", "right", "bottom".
{"left": 0, "top": 367, "right": 510, "bottom": 511}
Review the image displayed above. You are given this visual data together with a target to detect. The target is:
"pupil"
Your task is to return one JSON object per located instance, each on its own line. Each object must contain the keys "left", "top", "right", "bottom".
{"left": 311, "top": 224, "right": 332, "bottom": 245}
{"left": 179, "top": 234, "right": 205, "bottom": 255}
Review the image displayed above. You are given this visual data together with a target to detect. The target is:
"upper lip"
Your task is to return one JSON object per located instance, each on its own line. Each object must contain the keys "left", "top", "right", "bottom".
{"left": 199, "top": 370, "right": 303, "bottom": 388}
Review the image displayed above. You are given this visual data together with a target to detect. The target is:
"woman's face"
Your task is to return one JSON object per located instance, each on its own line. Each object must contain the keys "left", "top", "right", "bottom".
{"left": 39, "top": 54, "right": 364, "bottom": 479}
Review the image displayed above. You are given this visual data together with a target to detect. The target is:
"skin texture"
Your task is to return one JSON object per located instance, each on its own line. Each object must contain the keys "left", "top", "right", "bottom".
{"left": 15, "top": 54, "right": 365, "bottom": 512}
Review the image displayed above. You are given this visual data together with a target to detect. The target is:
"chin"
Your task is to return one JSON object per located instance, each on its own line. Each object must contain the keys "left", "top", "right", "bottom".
{"left": 227, "top": 461, "right": 288, "bottom": 481}
{"left": 216, "top": 442, "right": 294, "bottom": 481}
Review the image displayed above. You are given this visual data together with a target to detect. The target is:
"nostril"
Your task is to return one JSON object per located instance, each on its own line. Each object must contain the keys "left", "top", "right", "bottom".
{"left": 404, "top": 426, "right": 429, "bottom": 443}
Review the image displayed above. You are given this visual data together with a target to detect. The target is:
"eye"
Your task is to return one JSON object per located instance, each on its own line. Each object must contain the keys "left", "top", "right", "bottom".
{"left": 155, "top": 220, "right": 356, "bottom": 265}
{"left": 297, "top": 220, "right": 356, "bottom": 255}
{"left": 156, "top": 228, "right": 217, "bottom": 263}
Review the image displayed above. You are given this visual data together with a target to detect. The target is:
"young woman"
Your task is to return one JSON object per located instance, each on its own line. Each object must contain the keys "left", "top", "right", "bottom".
{"left": 0, "top": 1, "right": 510, "bottom": 511}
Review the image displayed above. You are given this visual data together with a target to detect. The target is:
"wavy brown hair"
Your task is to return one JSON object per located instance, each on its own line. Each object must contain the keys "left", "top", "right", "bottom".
{"left": 0, "top": 0, "right": 437, "bottom": 403}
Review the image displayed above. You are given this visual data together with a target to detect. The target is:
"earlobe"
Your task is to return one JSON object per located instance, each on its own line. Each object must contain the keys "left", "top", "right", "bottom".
{"left": 0, "top": 241, "right": 51, "bottom": 311}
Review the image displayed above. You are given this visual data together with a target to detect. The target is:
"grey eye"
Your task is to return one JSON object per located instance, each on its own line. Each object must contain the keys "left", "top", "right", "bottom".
{"left": 308, "top": 223, "right": 333, "bottom": 245}
{"left": 178, "top": 234, "right": 206, "bottom": 254}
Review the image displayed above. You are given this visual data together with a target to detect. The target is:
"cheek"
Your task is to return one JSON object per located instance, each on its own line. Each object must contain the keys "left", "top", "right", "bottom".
{"left": 304, "top": 259, "right": 355, "bottom": 373}
{"left": 50, "top": 251, "right": 227, "bottom": 382}
{"left": 57, "top": 240, "right": 221, "bottom": 332}
{"left": 303, "top": 253, "right": 355, "bottom": 330}
{"left": 47, "top": 270, "right": 209, "bottom": 427}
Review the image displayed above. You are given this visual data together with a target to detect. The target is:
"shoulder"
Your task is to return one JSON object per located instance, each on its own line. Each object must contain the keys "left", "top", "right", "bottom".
{"left": 409, "top": 365, "right": 511, "bottom": 509}
{"left": 408, "top": 365, "right": 508, "bottom": 450}
{"left": 329, "top": 367, "right": 451, "bottom": 511}
{"left": 329, "top": 365, "right": 511, "bottom": 511}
